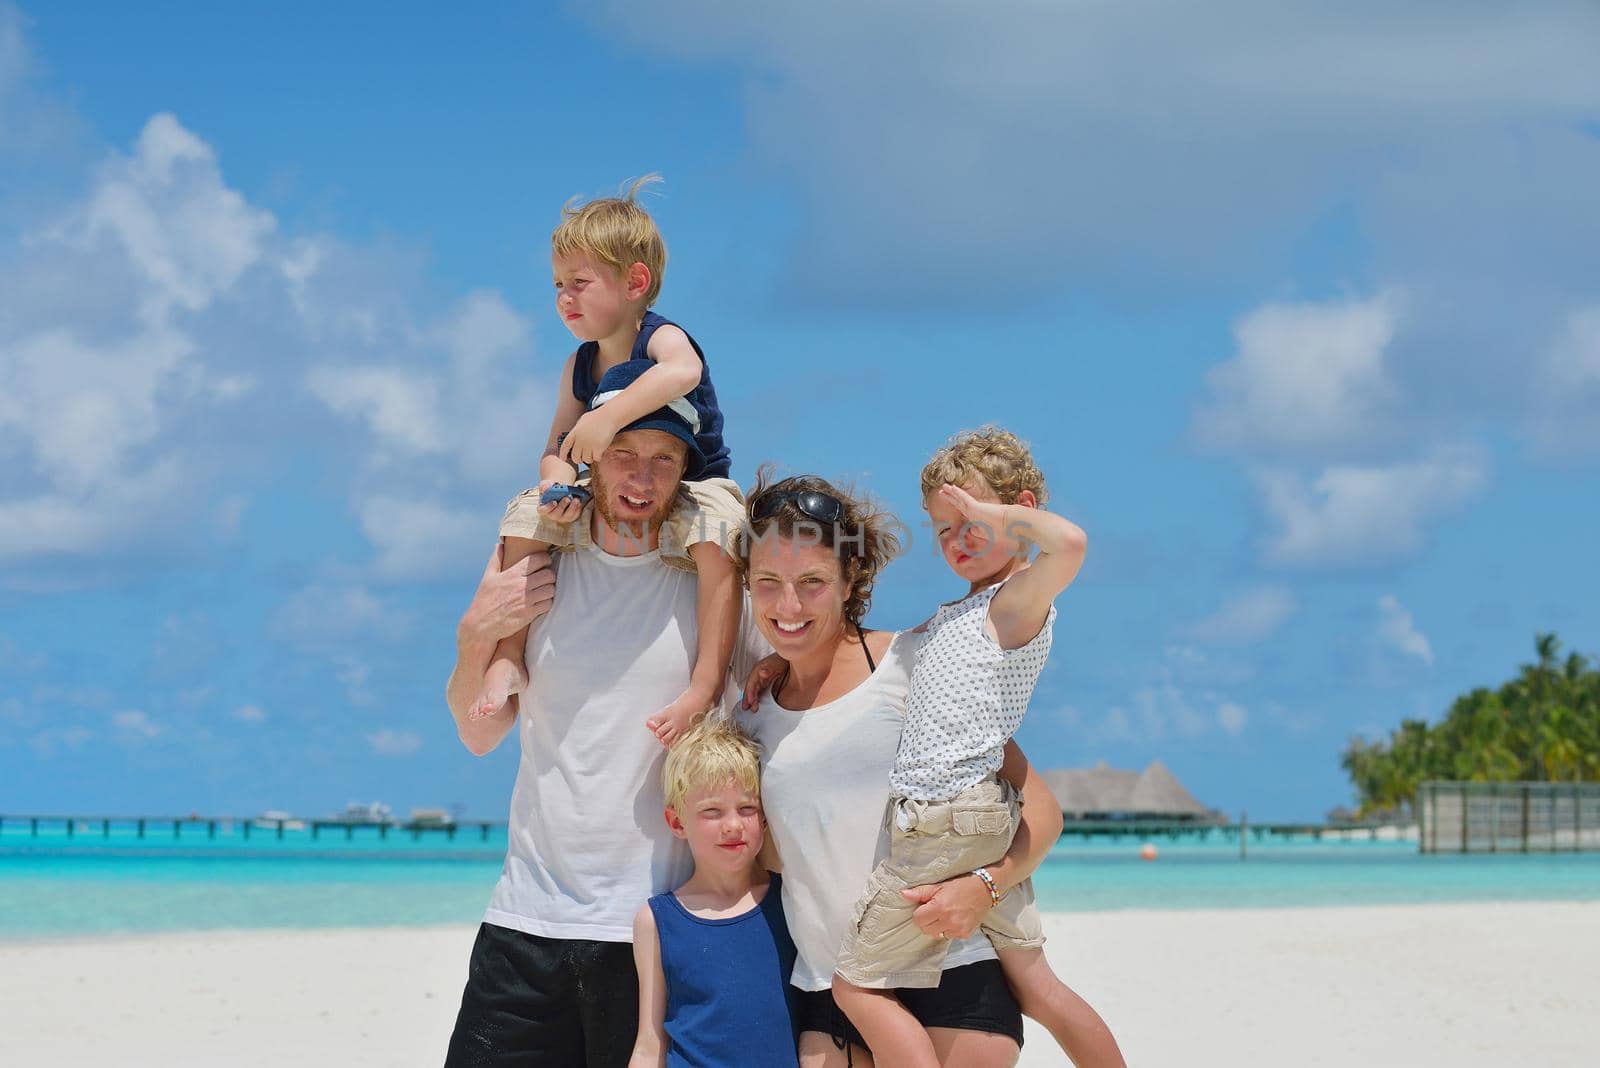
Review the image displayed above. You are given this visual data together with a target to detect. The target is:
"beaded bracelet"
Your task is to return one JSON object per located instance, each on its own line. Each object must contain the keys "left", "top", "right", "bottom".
{"left": 971, "top": 866, "right": 1002, "bottom": 907}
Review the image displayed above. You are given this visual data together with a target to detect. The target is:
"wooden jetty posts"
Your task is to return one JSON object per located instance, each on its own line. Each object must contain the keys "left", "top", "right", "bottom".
{"left": 1051, "top": 817, "right": 1403, "bottom": 845}
{"left": 2, "top": 811, "right": 1408, "bottom": 855}
{"left": 0, "top": 814, "right": 501, "bottom": 842}
{"left": 1417, "top": 781, "right": 1600, "bottom": 854}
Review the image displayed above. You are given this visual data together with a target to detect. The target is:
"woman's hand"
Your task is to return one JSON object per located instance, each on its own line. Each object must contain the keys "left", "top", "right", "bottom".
{"left": 740, "top": 653, "right": 788, "bottom": 710}
{"left": 900, "top": 873, "right": 992, "bottom": 941}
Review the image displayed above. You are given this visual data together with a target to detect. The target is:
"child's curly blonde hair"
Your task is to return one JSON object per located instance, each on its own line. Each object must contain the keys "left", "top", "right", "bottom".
{"left": 551, "top": 174, "right": 667, "bottom": 307}
{"left": 919, "top": 426, "right": 1048, "bottom": 506}
{"left": 661, "top": 714, "right": 763, "bottom": 814}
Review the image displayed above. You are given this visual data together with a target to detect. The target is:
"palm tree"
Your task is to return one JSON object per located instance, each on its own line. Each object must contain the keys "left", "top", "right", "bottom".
{"left": 1342, "top": 634, "right": 1599, "bottom": 810}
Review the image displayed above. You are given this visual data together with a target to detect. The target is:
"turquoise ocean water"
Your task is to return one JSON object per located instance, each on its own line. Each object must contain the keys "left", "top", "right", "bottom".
{"left": 4, "top": 823, "right": 1598, "bottom": 940}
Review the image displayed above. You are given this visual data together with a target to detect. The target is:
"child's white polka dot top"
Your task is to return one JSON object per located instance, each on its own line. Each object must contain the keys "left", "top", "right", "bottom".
{"left": 889, "top": 578, "right": 1056, "bottom": 801}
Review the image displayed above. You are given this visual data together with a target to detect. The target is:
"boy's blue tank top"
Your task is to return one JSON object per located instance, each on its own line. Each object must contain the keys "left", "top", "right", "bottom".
{"left": 571, "top": 311, "right": 731, "bottom": 480}
{"left": 647, "top": 873, "right": 800, "bottom": 1068}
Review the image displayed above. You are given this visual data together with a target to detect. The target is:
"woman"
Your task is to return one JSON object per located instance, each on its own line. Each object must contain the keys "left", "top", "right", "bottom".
{"left": 735, "top": 474, "right": 1069, "bottom": 1068}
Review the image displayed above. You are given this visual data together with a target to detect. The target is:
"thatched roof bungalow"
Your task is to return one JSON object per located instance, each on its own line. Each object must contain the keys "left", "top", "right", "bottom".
{"left": 1042, "top": 760, "right": 1215, "bottom": 821}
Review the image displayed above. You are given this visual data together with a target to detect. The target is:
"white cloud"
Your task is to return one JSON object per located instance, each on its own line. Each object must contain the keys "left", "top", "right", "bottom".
{"left": 588, "top": 3, "right": 1600, "bottom": 305}
{"left": 366, "top": 728, "right": 422, "bottom": 757}
{"left": 0, "top": 112, "right": 270, "bottom": 564}
{"left": 271, "top": 584, "right": 412, "bottom": 647}
{"left": 335, "top": 655, "right": 375, "bottom": 708}
{"left": 233, "top": 704, "right": 267, "bottom": 724}
{"left": 0, "top": 326, "right": 193, "bottom": 490}
{"left": 1185, "top": 587, "right": 1298, "bottom": 644}
{"left": 1, "top": 98, "right": 550, "bottom": 587}
{"left": 112, "top": 709, "right": 159, "bottom": 738}
{"left": 1255, "top": 445, "right": 1489, "bottom": 569}
{"left": 357, "top": 495, "right": 489, "bottom": 581}
{"left": 0, "top": 634, "right": 46, "bottom": 673}
{"left": 1376, "top": 594, "right": 1434, "bottom": 666}
{"left": 1195, "top": 293, "right": 1401, "bottom": 453}
{"left": 306, "top": 366, "right": 446, "bottom": 458}
{"left": 1216, "top": 702, "right": 1249, "bottom": 736}
{"left": 1130, "top": 684, "right": 1210, "bottom": 740}
{"left": 1543, "top": 304, "right": 1600, "bottom": 391}
{"left": 1533, "top": 303, "right": 1600, "bottom": 450}
{"left": 70, "top": 112, "right": 274, "bottom": 322}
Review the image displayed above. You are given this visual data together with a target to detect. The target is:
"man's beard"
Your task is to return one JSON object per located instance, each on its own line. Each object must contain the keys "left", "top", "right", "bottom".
{"left": 591, "top": 468, "right": 680, "bottom": 543}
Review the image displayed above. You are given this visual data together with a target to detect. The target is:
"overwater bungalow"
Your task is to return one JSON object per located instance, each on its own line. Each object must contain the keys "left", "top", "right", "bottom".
{"left": 1042, "top": 760, "right": 1218, "bottom": 822}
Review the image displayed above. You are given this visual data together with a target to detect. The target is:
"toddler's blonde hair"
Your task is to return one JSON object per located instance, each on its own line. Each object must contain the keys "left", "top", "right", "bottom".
{"left": 661, "top": 713, "right": 763, "bottom": 813}
{"left": 920, "top": 425, "right": 1048, "bottom": 506}
{"left": 551, "top": 174, "right": 667, "bottom": 307}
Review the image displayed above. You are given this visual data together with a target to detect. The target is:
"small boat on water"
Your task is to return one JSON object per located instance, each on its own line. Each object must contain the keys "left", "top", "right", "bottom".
{"left": 406, "top": 807, "right": 454, "bottom": 828}
{"left": 252, "top": 809, "right": 306, "bottom": 831}
{"left": 335, "top": 801, "right": 394, "bottom": 825}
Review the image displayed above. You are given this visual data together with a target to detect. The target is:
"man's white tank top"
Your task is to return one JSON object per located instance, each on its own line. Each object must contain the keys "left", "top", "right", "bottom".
{"left": 484, "top": 543, "right": 700, "bottom": 942}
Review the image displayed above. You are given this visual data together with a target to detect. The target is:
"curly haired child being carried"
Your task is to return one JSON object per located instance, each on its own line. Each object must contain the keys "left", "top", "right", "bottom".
{"left": 832, "top": 427, "right": 1126, "bottom": 1068}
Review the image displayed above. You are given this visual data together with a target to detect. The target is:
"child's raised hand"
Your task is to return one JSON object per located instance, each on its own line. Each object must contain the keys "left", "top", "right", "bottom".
{"left": 939, "top": 482, "right": 1006, "bottom": 526}
{"left": 558, "top": 409, "right": 618, "bottom": 468}
{"left": 740, "top": 653, "right": 788, "bottom": 710}
{"left": 939, "top": 483, "right": 1016, "bottom": 548}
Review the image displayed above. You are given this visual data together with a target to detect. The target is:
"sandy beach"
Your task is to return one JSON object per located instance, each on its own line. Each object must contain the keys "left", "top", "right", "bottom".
{"left": 4, "top": 902, "right": 1595, "bottom": 1067}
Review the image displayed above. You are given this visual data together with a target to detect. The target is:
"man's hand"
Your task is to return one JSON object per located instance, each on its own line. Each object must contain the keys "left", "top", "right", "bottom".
{"left": 460, "top": 543, "right": 557, "bottom": 647}
{"left": 558, "top": 409, "right": 619, "bottom": 468}
{"left": 901, "top": 873, "right": 992, "bottom": 941}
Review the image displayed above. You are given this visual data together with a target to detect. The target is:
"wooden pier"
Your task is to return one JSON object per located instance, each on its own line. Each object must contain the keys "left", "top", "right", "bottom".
{"left": 0, "top": 814, "right": 504, "bottom": 843}
{"left": 3, "top": 812, "right": 1417, "bottom": 856}
{"left": 1055, "top": 818, "right": 1408, "bottom": 844}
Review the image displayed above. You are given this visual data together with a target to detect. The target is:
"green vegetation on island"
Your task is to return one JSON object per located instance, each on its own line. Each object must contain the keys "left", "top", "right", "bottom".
{"left": 1342, "top": 634, "right": 1600, "bottom": 817}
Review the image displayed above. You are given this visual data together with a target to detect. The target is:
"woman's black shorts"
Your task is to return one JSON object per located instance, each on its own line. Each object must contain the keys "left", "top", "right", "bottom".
{"left": 794, "top": 959, "right": 1024, "bottom": 1055}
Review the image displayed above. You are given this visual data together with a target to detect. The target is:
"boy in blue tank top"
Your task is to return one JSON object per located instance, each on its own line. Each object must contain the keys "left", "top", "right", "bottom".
{"left": 470, "top": 176, "right": 745, "bottom": 747}
{"left": 630, "top": 715, "right": 800, "bottom": 1068}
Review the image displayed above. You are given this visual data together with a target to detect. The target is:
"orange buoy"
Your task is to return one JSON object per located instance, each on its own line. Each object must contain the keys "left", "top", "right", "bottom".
{"left": 1139, "top": 842, "right": 1158, "bottom": 861}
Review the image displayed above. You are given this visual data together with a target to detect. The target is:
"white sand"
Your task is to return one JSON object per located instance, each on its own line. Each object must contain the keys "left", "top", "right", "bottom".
{"left": 3, "top": 903, "right": 1596, "bottom": 1067}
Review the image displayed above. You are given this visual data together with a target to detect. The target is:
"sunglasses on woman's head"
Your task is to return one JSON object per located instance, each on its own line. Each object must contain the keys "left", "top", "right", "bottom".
{"left": 750, "top": 488, "right": 845, "bottom": 525}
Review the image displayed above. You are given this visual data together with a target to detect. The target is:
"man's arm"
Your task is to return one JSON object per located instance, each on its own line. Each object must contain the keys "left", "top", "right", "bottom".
{"left": 446, "top": 543, "right": 557, "bottom": 755}
{"left": 900, "top": 740, "right": 1061, "bottom": 939}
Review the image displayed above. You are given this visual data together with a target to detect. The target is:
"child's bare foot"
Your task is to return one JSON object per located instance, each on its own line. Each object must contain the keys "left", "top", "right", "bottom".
{"left": 646, "top": 687, "right": 712, "bottom": 746}
{"left": 470, "top": 659, "right": 524, "bottom": 719}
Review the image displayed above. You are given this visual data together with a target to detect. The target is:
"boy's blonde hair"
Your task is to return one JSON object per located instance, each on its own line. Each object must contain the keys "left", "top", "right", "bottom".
{"left": 920, "top": 426, "right": 1049, "bottom": 506}
{"left": 552, "top": 174, "right": 667, "bottom": 307}
{"left": 661, "top": 714, "right": 763, "bottom": 813}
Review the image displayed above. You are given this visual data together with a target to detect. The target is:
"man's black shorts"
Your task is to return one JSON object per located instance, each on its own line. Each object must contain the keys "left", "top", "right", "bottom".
{"left": 794, "top": 959, "right": 1024, "bottom": 1055}
{"left": 444, "top": 922, "right": 638, "bottom": 1067}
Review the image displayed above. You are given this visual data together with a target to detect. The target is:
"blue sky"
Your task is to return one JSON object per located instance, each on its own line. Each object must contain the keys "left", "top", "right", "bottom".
{"left": 2, "top": 2, "right": 1597, "bottom": 821}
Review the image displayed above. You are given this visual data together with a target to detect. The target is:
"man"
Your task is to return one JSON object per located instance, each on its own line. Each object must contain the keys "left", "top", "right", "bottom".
{"left": 443, "top": 364, "right": 748, "bottom": 1066}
